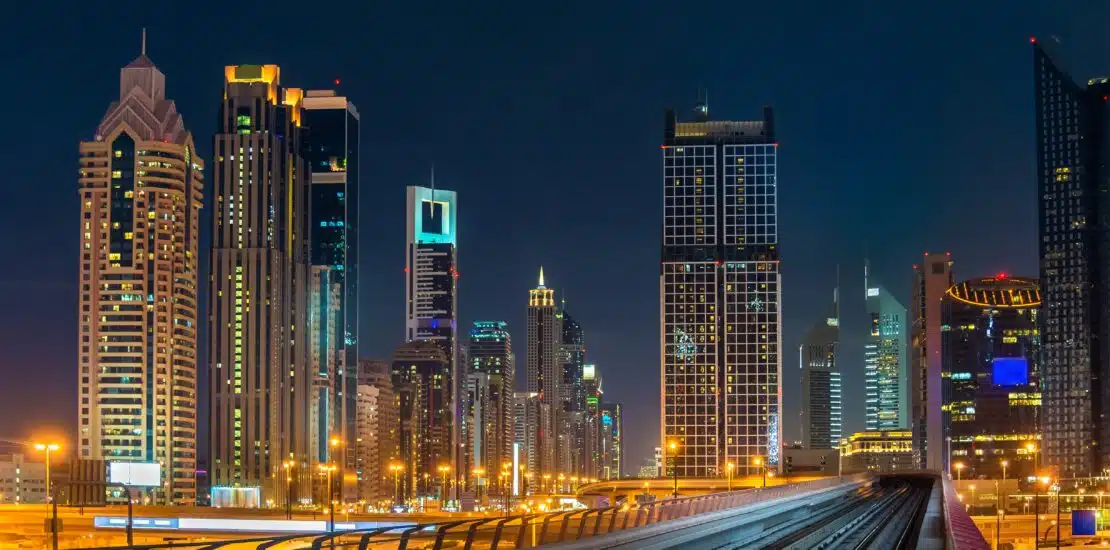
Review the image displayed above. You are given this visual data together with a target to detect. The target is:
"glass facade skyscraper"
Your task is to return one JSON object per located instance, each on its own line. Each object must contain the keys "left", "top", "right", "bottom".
{"left": 466, "top": 321, "right": 514, "bottom": 488}
{"left": 661, "top": 101, "right": 782, "bottom": 477}
{"left": 800, "top": 287, "right": 840, "bottom": 450}
{"left": 303, "top": 90, "right": 359, "bottom": 469}
{"left": 1034, "top": 39, "right": 1110, "bottom": 477}
{"left": 864, "top": 260, "right": 908, "bottom": 431}
{"left": 942, "top": 275, "right": 1041, "bottom": 479}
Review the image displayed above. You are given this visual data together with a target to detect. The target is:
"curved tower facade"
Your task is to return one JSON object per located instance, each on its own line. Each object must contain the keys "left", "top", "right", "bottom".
{"left": 78, "top": 40, "right": 203, "bottom": 504}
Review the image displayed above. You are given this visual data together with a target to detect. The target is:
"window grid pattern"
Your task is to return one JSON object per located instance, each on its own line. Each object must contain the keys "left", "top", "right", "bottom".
{"left": 1035, "top": 45, "right": 1098, "bottom": 476}
{"left": 723, "top": 262, "right": 780, "bottom": 475}
{"left": 723, "top": 144, "right": 777, "bottom": 246}
{"left": 663, "top": 146, "right": 716, "bottom": 248}
{"left": 662, "top": 262, "right": 719, "bottom": 478}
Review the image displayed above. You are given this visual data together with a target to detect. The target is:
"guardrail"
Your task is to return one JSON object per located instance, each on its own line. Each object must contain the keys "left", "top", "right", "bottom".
{"left": 84, "top": 474, "right": 870, "bottom": 550}
{"left": 941, "top": 475, "right": 990, "bottom": 550}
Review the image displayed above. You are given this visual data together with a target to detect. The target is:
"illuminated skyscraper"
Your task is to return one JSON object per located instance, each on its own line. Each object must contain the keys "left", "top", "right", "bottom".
{"left": 527, "top": 268, "right": 561, "bottom": 477}
{"left": 942, "top": 275, "right": 1041, "bottom": 479}
{"left": 355, "top": 359, "right": 398, "bottom": 505}
{"left": 661, "top": 98, "right": 782, "bottom": 477}
{"left": 864, "top": 261, "right": 908, "bottom": 431}
{"left": 303, "top": 90, "right": 359, "bottom": 471}
{"left": 209, "top": 65, "right": 312, "bottom": 502}
{"left": 582, "top": 364, "right": 602, "bottom": 479}
{"left": 599, "top": 403, "right": 622, "bottom": 480}
{"left": 391, "top": 340, "right": 451, "bottom": 500}
{"left": 910, "top": 252, "right": 953, "bottom": 470}
{"left": 405, "top": 183, "right": 458, "bottom": 491}
{"left": 77, "top": 37, "right": 203, "bottom": 504}
{"left": 1034, "top": 39, "right": 1110, "bottom": 476}
{"left": 799, "top": 286, "right": 840, "bottom": 449}
{"left": 559, "top": 308, "right": 586, "bottom": 475}
{"left": 466, "top": 322, "right": 514, "bottom": 486}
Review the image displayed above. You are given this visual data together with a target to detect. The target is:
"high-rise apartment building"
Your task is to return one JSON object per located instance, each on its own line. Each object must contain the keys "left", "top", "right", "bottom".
{"left": 942, "top": 275, "right": 1041, "bottom": 479}
{"left": 910, "top": 252, "right": 953, "bottom": 470}
{"left": 600, "top": 403, "right": 622, "bottom": 480}
{"left": 391, "top": 340, "right": 451, "bottom": 500}
{"left": 864, "top": 261, "right": 908, "bottom": 431}
{"left": 355, "top": 359, "right": 397, "bottom": 506}
{"left": 582, "top": 364, "right": 602, "bottom": 479}
{"left": 1034, "top": 39, "right": 1110, "bottom": 477}
{"left": 78, "top": 41, "right": 203, "bottom": 504}
{"left": 527, "top": 268, "right": 561, "bottom": 478}
{"left": 209, "top": 65, "right": 312, "bottom": 502}
{"left": 405, "top": 184, "right": 459, "bottom": 489}
{"left": 800, "top": 287, "right": 840, "bottom": 450}
{"left": 303, "top": 90, "right": 359, "bottom": 471}
{"left": 560, "top": 309, "right": 587, "bottom": 475}
{"left": 661, "top": 99, "right": 782, "bottom": 477}
{"left": 467, "top": 322, "right": 514, "bottom": 485}
{"left": 512, "top": 391, "right": 540, "bottom": 489}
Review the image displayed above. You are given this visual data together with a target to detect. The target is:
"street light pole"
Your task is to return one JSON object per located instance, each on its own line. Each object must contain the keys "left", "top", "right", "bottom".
{"left": 726, "top": 462, "right": 735, "bottom": 492}
{"left": 668, "top": 440, "right": 680, "bottom": 499}
{"left": 1056, "top": 484, "right": 1061, "bottom": 549}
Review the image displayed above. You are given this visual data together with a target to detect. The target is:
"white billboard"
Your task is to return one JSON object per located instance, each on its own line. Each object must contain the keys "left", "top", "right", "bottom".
{"left": 108, "top": 462, "right": 161, "bottom": 487}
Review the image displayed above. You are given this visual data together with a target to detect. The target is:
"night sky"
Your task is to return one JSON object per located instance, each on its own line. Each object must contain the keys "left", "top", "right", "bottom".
{"left": 0, "top": 1, "right": 1100, "bottom": 474}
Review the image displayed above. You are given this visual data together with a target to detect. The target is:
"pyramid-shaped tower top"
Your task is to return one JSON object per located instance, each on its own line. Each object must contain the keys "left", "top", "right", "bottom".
{"left": 538, "top": 266, "right": 546, "bottom": 288}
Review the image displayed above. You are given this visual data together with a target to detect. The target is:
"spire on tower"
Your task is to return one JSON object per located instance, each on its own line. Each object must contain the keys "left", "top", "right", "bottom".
{"left": 538, "top": 266, "right": 546, "bottom": 288}
{"left": 141, "top": 28, "right": 147, "bottom": 56}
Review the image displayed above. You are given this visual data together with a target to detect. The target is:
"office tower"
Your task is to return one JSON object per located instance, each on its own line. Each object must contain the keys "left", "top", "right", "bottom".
{"left": 943, "top": 275, "right": 1041, "bottom": 479}
{"left": 355, "top": 359, "right": 398, "bottom": 505}
{"left": 512, "top": 391, "right": 541, "bottom": 490}
{"left": 582, "top": 364, "right": 602, "bottom": 479}
{"left": 864, "top": 261, "right": 908, "bottom": 431}
{"left": 661, "top": 99, "right": 782, "bottom": 477}
{"left": 559, "top": 307, "right": 586, "bottom": 475}
{"left": 78, "top": 39, "right": 202, "bottom": 504}
{"left": 910, "top": 253, "right": 953, "bottom": 471}
{"left": 302, "top": 90, "right": 360, "bottom": 471}
{"left": 599, "top": 403, "right": 622, "bottom": 480}
{"left": 467, "top": 322, "right": 515, "bottom": 484}
{"left": 391, "top": 340, "right": 451, "bottom": 500}
{"left": 799, "top": 286, "right": 840, "bottom": 449}
{"left": 1034, "top": 39, "right": 1110, "bottom": 477}
{"left": 405, "top": 184, "right": 459, "bottom": 490}
{"left": 527, "top": 268, "right": 561, "bottom": 478}
{"left": 462, "top": 371, "right": 490, "bottom": 491}
{"left": 209, "top": 65, "right": 311, "bottom": 502}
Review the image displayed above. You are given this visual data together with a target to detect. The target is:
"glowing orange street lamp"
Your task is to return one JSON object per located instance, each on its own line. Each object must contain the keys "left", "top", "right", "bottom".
{"left": 33, "top": 443, "right": 60, "bottom": 503}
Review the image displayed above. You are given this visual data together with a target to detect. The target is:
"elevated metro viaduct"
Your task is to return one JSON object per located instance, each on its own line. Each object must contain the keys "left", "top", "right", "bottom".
{"left": 574, "top": 474, "right": 830, "bottom": 507}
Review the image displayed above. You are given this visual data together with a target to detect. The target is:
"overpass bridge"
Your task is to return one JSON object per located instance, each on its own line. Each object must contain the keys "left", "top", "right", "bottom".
{"left": 78, "top": 472, "right": 988, "bottom": 549}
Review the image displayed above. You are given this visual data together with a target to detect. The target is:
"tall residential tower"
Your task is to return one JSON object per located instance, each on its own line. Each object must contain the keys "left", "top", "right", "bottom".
{"left": 1034, "top": 39, "right": 1110, "bottom": 477}
{"left": 78, "top": 39, "right": 203, "bottom": 504}
{"left": 910, "top": 253, "right": 952, "bottom": 470}
{"left": 527, "top": 268, "right": 561, "bottom": 477}
{"left": 209, "top": 65, "right": 312, "bottom": 501}
{"left": 661, "top": 99, "right": 782, "bottom": 477}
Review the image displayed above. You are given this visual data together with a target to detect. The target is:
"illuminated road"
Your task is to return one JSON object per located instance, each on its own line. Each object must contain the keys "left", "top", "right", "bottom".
{"left": 0, "top": 504, "right": 504, "bottom": 548}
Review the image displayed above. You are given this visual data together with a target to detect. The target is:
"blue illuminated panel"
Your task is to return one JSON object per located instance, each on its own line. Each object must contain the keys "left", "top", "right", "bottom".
{"left": 991, "top": 357, "right": 1029, "bottom": 386}
{"left": 1073, "top": 509, "right": 1097, "bottom": 536}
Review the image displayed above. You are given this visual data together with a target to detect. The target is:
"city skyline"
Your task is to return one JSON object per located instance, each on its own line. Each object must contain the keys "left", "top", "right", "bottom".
{"left": 7, "top": 3, "right": 1090, "bottom": 474}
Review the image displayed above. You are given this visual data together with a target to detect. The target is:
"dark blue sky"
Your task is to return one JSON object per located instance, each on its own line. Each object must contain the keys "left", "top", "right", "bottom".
{"left": 0, "top": 1, "right": 1100, "bottom": 473}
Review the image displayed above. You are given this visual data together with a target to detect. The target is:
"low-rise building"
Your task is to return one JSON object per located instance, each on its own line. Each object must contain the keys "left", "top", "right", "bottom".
{"left": 839, "top": 430, "right": 915, "bottom": 473}
{"left": 0, "top": 454, "right": 47, "bottom": 504}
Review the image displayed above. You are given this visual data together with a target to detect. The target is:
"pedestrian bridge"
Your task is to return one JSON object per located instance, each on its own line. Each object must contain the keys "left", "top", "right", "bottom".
{"left": 80, "top": 472, "right": 988, "bottom": 549}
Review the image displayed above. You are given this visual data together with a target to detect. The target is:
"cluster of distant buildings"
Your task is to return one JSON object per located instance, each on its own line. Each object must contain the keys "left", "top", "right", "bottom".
{"left": 72, "top": 38, "right": 621, "bottom": 509}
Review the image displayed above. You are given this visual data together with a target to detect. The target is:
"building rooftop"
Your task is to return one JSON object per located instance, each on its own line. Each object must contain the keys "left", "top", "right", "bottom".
{"left": 945, "top": 275, "right": 1041, "bottom": 308}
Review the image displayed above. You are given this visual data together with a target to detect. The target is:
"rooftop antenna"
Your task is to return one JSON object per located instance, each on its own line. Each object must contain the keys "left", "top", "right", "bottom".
{"left": 141, "top": 28, "right": 147, "bottom": 56}
{"left": 835, "top": 264, "right": 840, "bottom": 319}
{"left": 430, "top": 163, "right": 435, "bottom": 202}
{"left": 694, "top": 88, "right": 709, "bottom": 121}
